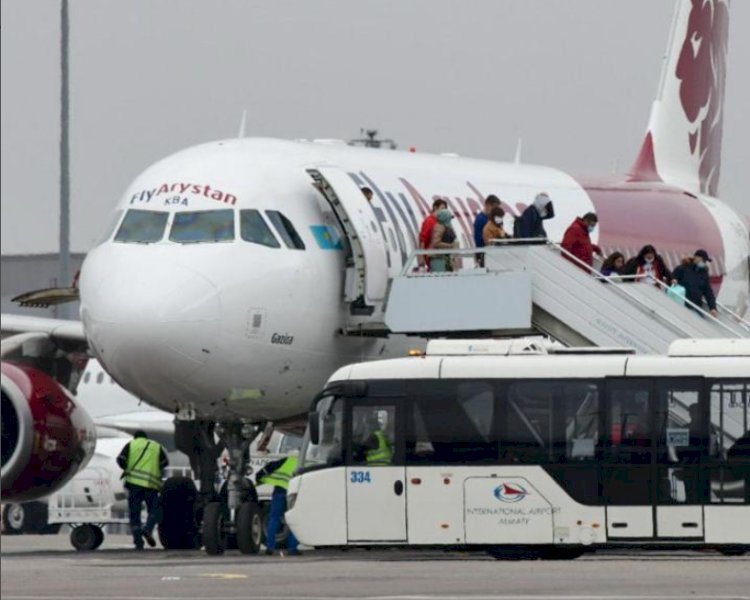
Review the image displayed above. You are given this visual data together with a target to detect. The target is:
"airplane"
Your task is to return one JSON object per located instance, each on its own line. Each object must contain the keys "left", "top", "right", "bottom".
{"left": 3, "top": 0, "right": 748, "bottom": 554}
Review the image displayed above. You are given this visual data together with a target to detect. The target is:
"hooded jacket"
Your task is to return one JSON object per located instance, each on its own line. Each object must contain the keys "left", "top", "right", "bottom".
{"left": 515, "top": 195, "right": 554, "bottom": 239}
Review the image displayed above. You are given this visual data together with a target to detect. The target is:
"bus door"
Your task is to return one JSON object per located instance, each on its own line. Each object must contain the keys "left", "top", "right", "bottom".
{"left": 603, "top": 378, "right": 706, "bottom": 540}
{"left": 653, "top": 378, "right": 705, "bottom": 540}
{"left": 345, "top": 399, "right": 406, "bottom": 542}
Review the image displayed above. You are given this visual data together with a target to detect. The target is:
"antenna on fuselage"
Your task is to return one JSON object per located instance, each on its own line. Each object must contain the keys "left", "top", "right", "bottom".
{"left": 514, "top": 138, "right": 523, "bottom": 164}
{"left": 237, "top": 109, "right": 247, "bottom": 138}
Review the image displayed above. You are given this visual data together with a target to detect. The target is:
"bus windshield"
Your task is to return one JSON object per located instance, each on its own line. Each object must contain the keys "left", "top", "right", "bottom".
{"left": 300, "top": 395, "right": 343, "bottom": 472}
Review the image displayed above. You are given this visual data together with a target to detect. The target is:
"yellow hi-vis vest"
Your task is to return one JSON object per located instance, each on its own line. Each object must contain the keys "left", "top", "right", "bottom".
{"left": 260, "top": 456, "right": 298, "bottom": 490}
{"left": 365, "top": 430, "right": 393, "bottom": 465}
{"left": 124, "top": 438, "right": 163, "bottom": 491}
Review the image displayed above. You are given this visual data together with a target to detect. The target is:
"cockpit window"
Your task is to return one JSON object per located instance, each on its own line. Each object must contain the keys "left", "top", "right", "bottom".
{"left": 114, "top": 209, "right": 169, "bottom": 243}
{"left": 170, "top": 209, "right": 235, "bottom": 243}
{"left": 240, "top": 210, "right": 280, "bottom": 248}
{"left": 265, "top": 210, "right": 306, "bottom": 250}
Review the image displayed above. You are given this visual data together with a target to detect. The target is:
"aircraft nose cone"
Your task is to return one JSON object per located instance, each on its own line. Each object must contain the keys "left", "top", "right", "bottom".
{"left": 80, "top": 249, "right": 221, "bottom": 400}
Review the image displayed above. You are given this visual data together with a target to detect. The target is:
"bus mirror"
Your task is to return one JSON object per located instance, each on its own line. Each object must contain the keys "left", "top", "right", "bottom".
{"left": 308, "top": 412, "right": 320, "bottom": 445}
{"left": 341, "top": 381, "right": 368, "bottom": 398}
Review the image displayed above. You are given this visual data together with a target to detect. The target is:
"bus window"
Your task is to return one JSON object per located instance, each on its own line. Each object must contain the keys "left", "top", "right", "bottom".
{"left": 350, "top": 405, "right": 396, "bottom": 466}
{"left": 299, "top": 395, "right": 343, "bottom": 472}
{"left": 114, "top": 209, "right": 169, "bottom": 243}
{"left": 603, "top": 381, "right": 653, "bottom": 505}
{"left": 170, "top": 209, "right": 234, "bottom": 243}
{"left": 406, "top": 380, "right": 497, "bottom": 465}
{"left": 709, "top": 381, "right": 749, "bottom": 504}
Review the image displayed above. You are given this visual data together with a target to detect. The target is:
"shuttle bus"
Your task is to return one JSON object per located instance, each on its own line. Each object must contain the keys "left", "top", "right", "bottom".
{"left": 286, "top": 339, "right": 750, "bottom": 559}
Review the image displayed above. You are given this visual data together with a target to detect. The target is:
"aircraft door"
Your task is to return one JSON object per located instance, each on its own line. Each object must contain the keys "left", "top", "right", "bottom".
{"left": 345, "top": 401, "right": 406, "bottom": 542}
{"left": 307, "top": 167, "right": 389, "bottom": 313}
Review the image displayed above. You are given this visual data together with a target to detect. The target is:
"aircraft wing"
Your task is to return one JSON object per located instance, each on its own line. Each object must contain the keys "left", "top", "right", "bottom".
{"left": 1, "top": 313, "right": 89, "bottom": 392}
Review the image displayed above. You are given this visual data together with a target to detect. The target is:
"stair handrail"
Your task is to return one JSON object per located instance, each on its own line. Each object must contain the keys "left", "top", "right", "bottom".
{"left": 400, "top": 241, "right": 742, "bottom": 338}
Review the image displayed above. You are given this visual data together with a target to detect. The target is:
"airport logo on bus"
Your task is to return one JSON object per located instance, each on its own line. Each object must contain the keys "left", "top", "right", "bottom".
{"left": 493, "top": 482, "right": 529, "bottom": 503}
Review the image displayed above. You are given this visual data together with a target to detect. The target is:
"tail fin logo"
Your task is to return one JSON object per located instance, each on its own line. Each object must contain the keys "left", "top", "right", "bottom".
{"left": 675, "top": 0, "right": 729, "bottom": 196}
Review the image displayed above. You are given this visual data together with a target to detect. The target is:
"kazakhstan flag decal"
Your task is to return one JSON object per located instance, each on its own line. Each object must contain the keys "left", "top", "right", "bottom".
{"left": 310, "top": 225, "right": 344, "bottom": 250}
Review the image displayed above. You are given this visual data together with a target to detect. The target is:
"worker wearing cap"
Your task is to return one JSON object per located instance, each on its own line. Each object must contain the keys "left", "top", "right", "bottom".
{"left": 671, "top": 249, "right": 718, "bottom": 317}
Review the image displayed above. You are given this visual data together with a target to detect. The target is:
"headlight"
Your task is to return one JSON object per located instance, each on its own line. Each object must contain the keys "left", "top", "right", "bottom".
{"left": 287, "top": 493, "right": 297, "bottom": 510}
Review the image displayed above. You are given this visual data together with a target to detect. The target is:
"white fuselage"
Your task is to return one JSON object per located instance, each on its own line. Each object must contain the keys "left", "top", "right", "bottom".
{"left": 79, "top": 138, "right": 750, "bottom": 424}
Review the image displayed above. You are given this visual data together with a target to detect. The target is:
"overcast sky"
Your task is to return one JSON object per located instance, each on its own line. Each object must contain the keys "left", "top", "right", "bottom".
{"left": 2, "top": 0, "right": 748, "bottom": 255}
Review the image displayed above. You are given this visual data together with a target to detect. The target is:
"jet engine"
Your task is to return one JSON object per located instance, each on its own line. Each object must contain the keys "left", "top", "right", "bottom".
{"left": 1, "top": 362, "right": 96, "bottom": 502}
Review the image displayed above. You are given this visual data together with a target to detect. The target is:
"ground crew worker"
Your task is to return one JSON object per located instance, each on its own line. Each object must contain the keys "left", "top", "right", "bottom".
{"left": 116, "top": 430, "right": 168, "bottom": 550}
{"left": 257, "top": 452, "right": 300, "bottom": 556}
{"left": 365, "top": 427, "right": 394, "bottom": 465}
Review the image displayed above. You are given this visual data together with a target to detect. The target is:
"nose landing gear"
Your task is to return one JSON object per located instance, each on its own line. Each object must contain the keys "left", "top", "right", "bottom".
{"left": 202, "top": 421, "right": 263, "bottom": 556}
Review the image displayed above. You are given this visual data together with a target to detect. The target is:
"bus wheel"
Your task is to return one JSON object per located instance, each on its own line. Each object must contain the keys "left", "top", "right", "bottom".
{"left": 2, "top": 503, "right": 28, "bottom": 535}
{"left": 202, "top": 502, "right": 228, "bottom": 555}
{"left": 486, "top": 546, "right": 542, "bottom": 560}
{"left": 261, "top": 503, "right": 288, "bottom": 549}
{"left": 70, "top": 524, "right": 102, "bottom": 551}
{"left": 236, "top": 502, "right": 262, "bottom": 555}
{"left": 539, "top": 547, "right": 585, "bottom": 560}
{"left": 158, "top": 476, "right": 200, "bottom": 550}
{"left": 719, "top": 547, "right": 746, "bottom": 557}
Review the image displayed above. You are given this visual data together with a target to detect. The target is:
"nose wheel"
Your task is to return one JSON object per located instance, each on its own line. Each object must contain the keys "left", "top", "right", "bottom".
{"left": 236, "top": 502, "right": 262, "bottom": 554}
{"left": 202, "top": 502, "right": 229, "bottom": 555}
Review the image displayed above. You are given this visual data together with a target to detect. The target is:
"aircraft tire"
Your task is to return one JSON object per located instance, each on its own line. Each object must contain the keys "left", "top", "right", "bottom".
{"left": 261, "top": 502, "right": 288, "bottom": 549}
{"left": 236, "top": 502, "right": 262, "bottom": 555}
{"left": 202, "top": 502, "right": 228, "bottom": 555}
{"left": 70, "top": 524, "right": 102, "bottom": 551}
{"left": 2, "top": 503, "right": 27, "bottom": 535}
{"left": 158, "top": 476, "right": 200, "bottom": 550}
{"left": 2, "top": 502, "right": 49, "bottom": 535}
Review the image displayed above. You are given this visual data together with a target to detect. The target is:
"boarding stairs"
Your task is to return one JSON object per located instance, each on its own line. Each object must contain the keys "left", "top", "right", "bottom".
{"left": 383, "top": 240, "right": 749, "bottom": 354}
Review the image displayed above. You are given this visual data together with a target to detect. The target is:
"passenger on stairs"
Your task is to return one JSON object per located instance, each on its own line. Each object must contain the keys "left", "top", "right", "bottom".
{"left": 482, "top": 207, "right": 510, "bottom": 247}
{"left": 514, "top": 192, "right": 555, "bottom": 239}
{"left": 473, "top": 195, "right": 501, "bottom": 267}
{"left": 418, "top": 198, "right": 448, "bottom": 271}
{"left": 600, "top": 252, "right": 625, "bottom": 279}
{"left": 429, "top": 209, "right": 459, "bottom": 272}
{"left": 671, "top": 249, "right": 718, "bottom": 317}
{"left": 561, "top": 212, "right": 602, "bottom": 270}
{"left": 623, "top": 244, "right": 671, "bottom": 286}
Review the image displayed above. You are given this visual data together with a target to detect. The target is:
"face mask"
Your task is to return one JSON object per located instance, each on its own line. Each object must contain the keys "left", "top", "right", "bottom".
{"left": 494, "top": 217, "right": 503, "bottom": 225}
{"left": 539, "top": 208, "right": 548, "bottom": 218}
{"left": 645, "top": 256, "right": 654, "bottom": 264}
{"left": 695, "top": 261, "right": 707, "bottom": 270}
{"left": 588, "top": 225, "right": 596, "bottom": 233}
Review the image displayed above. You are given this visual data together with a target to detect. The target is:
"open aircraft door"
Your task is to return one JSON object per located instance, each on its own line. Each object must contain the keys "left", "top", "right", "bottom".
{"left": 307, "top": 167, "right": 389, "bottom": 316}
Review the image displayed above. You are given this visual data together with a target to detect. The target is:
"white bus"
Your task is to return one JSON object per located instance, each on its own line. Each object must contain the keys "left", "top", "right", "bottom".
{"left": 286, "top": 339, "right": 750, "bottom": 559}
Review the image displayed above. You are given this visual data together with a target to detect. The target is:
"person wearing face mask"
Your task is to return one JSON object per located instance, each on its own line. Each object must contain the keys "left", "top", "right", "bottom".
{"left": 561, "top": 212, "right": 602, "bottom": 270}
{"left": 623, "top": 244, "right": 672, "bottom": 286}
{"left": 514, "top": 192, "right": 555, "bottom": 239}
{"left": 482, "top": 206, "right": 509, "bottom": 246}
{"left": 428, "top": 208, "right": 459, "bottom": 272}
{"left": 671, "top": 249, "right": 718, "bottom": 316}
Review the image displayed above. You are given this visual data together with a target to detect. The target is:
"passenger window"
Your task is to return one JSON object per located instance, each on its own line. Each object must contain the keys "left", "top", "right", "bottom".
{"left": 406, "top": 380, "right": 497, "bottom": 465}
{"left": 114, "top": 210, "right": 169, "bottom": 243}
{"left": 265, "top": 210, "right": 306, "bottom": 250}
{"left": 240, "top": 210, "right": 280, "bottom": 248}
{"left": 170, "top": 210, "right": 234, "bottom": 243}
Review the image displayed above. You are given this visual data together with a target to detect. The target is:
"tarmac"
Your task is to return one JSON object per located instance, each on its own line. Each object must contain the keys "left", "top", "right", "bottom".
{"left": 1, "top": 533, "right": 749, "bottom": 600}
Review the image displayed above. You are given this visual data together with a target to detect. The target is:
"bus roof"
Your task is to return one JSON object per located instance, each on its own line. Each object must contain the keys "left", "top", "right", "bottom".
{"left": 326, "top": 338, "right": 749, "bottom": 383}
